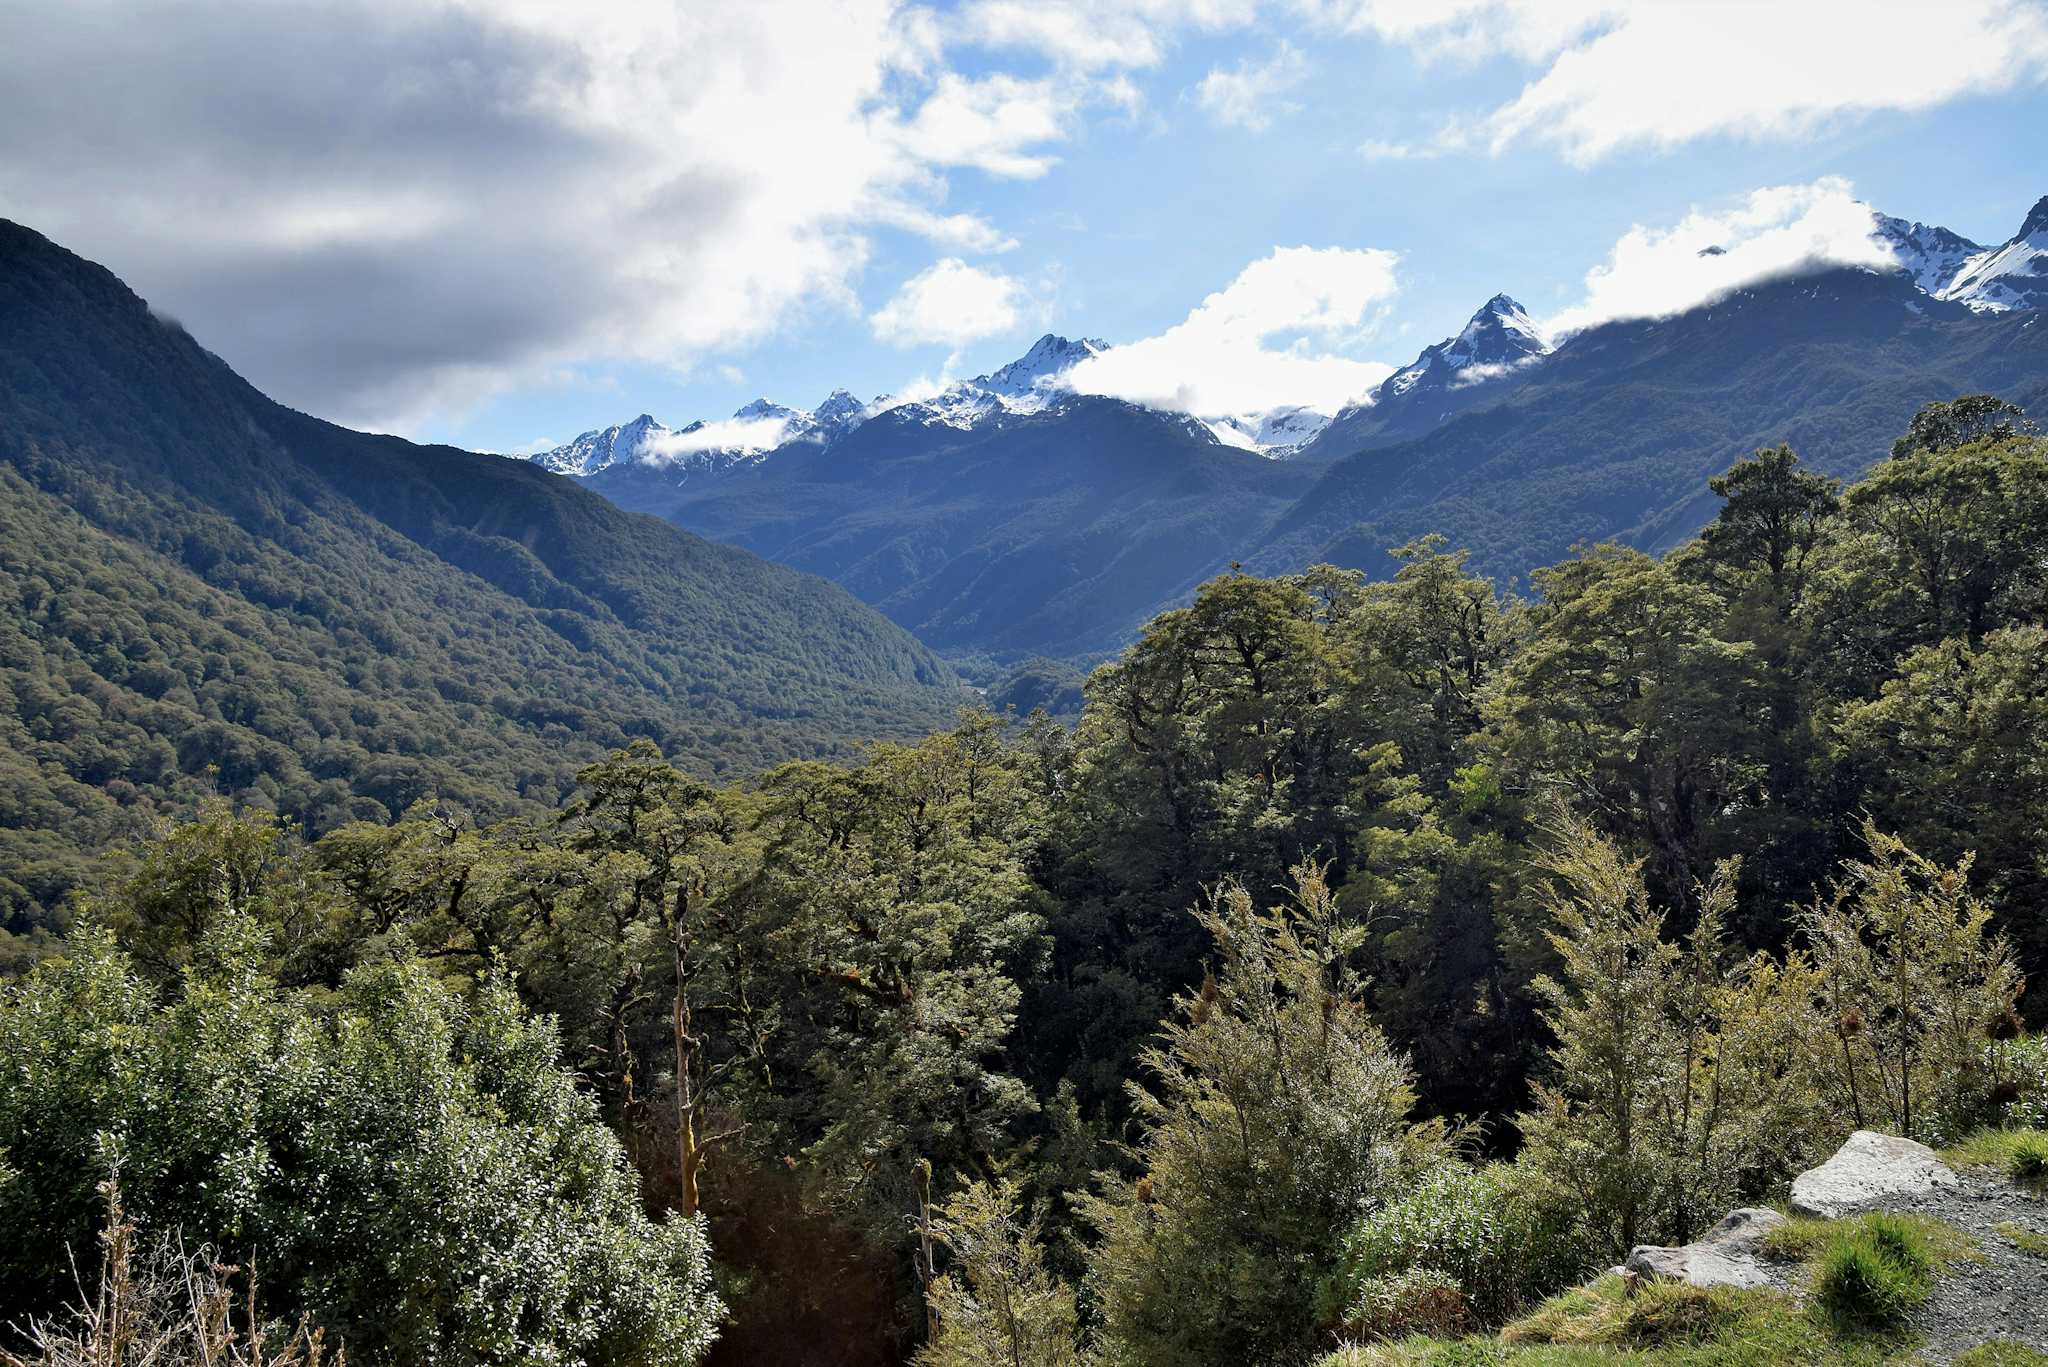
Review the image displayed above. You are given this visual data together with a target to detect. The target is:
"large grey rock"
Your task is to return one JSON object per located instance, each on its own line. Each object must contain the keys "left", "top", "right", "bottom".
{"left": 1625, "top": 1207, "right": 1786, "bottom": 1290}
{"left": 1790, "top": 1130, "right": 1957, "bottom": 1218}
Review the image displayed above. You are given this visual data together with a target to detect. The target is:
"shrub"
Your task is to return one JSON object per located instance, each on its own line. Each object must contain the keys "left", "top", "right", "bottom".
{"left": 1811, "top": 1214, "right": 1936, "bottom": 1331}
{"left": 1079, "top": 867, "right": 1444, "bottom": 1367}
{"left": 4, "top": 1177, "right": 335, "bottom": 1367}
{"left": 1321, "top": 1161, "right": 1590, "bottom": 1334}
{"left": 0, "top": 924, "right": 723, "bottom": 1366}
{"left": 1337, "top": 1268, "right": 1470, "bottom": 1342}
{"left": 1982, "top": 1037, "right": 2048, "bottom": 1131}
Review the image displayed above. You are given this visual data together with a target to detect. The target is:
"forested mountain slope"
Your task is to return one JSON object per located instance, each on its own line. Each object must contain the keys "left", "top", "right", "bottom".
{"left": 587, "top": 395, "right": 1319, "bottom": 661}
{"left": 585, "top": 266, "right": 2048, "bottom": 666}
{"left": 0, "top": 220, "right": 961, "bottom": 926}
{"left": 1258, "top": 268, "right": 2048, "bottom": 579}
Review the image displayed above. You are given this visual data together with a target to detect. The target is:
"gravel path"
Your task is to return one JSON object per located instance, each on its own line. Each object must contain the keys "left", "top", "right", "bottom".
{"left": 1876, "top": 1170, "right": 2048, "bottom": 1363}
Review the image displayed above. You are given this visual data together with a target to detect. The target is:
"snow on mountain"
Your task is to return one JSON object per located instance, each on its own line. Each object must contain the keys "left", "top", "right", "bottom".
{"left": 1938, "top": 195, "right": 2048, "bottom": 314}
{"left": 530, "top": 196, "right": 2047, "bottom": 483}
{"left": 889, "top": 334, "right": 1110, "bottom": 428}
{"left": 1205, "top": 405, "right": 1334, "bottom": 457}
{"left": 530, "top": 414, "right": 671, "bottom": 477}
{"left": 1872, "top": 214, "right": 1987, "bottom": 294}
{"left": 1364, "top": 293, "right": 1554, "bottom": 411}
{"left": 530, "top": 388, "right": 873, "bottom": 477}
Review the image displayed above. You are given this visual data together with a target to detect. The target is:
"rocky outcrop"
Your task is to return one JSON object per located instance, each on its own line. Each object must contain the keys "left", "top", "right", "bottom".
{"left": 1790, "top": 1130, "right": 1959, "bottom": 1218}
{"left": 1625, "top": 1207, "right": 1786, "bottom": 1289}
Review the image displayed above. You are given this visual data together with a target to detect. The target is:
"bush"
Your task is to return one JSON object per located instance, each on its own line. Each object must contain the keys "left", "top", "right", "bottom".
{"left": 0, "top": 923, "right": 723, "bottom": 1366}
{"left": 1336, "top": 1267, "right": 1469, "bottom": 1342}
{"left": 5, "top": 1177, "right": 335, "bottom": 1367}
{"left": 1811, "top": 1214, "right": 1936, "bottom": 1331}
{"left": 1320, "top": 1161, "right": 1589, "bottom": 1335}
{"left": 1984, "top": 1037, "right": 2048, "bottom": 1130}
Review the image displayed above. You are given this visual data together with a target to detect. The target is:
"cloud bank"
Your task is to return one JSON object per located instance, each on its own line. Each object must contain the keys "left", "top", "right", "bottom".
{"left": 1541, "top": 177, "right": 1896, "bottom": 337}
{"left": 1068, "top": 245, "right": 1399, "bottom": 418}
{"left": 0, "top": 0, "right": 1104, "bottom": 433}
{"left": 1311, "top": 0, "right": 2048, "bottom": 164}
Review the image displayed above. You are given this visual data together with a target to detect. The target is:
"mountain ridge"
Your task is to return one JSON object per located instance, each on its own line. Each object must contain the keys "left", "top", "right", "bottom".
{"left": 0, "top": 217, "right": 964, "bottom": 916}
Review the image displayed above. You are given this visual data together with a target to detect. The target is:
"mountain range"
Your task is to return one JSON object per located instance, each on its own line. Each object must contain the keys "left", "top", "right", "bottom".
{"left": 0, "top": 219, "right": 964, "bottom": 921}
{"left": 531, "top": 194, "right": 2048, "bottom": 666}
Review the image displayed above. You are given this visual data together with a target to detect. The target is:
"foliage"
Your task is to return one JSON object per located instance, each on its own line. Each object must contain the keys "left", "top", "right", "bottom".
{"left": 2009, "top": 1135, "right": 2048, "bottom": 1186}
{"left": 1940, "top": 1127, "right": 2048, "bottom": 1180}
{"left": 2, "top": 1177, "right": 337, "bottom": 1367}
{"left": 1802, "top": 826, "right": 2022, "bottom": 1140}
{"left": 1315, "top": 1276, "right": 1894, "bottom": 1365}
{"left": 1322, "top": 1162, "right": 1588, "bottom": 1335}
{"left": 1993, "top": 1222, "right": 2048, "bottom": 1259}
{"left": 1514, "top": 816, "right": 1827, "bottom": 1255}
{"left": 913, "top": 1177, "right": 1086, "bottom": 1367}
{"left": 8, "top": 373, "right": 2048, "bottom": 1364}
{"left": 1079, "top": 864, "right": 1442, "bottom": 1367}
{"left": 0, "top": 220, "right": 960, "bottom": 940}
{"left": 0, "top": 926, "right": 722, "bottom": 1366}
{"left": 1955, "top": 1346, "right": 2048, "bottom": 1367}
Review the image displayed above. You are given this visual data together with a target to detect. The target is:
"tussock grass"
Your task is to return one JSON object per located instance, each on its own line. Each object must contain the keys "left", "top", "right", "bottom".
{"left": 1942, "top": 1127, "right": 2048, "bottom": 1181}
{"left": 1762, "top": 1211, "right": 1975, "bottom": 1270}
{"left": 2009, "top": 1134, "right": 2048, "bottom": 1186}
{"left": 1811, "top": 1217, "right": 1933, "bottom": 1332}
{"left": 1316, "top": 1280, "right": 1878, "bottom": 1364}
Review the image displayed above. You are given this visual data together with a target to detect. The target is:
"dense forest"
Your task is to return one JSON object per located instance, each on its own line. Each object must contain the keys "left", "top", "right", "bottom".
{"left": 4, "top": 397, "right": 2047, "bottom": 1365}
{"left": 0, "top": 219, "right": 966, "bottom": 949}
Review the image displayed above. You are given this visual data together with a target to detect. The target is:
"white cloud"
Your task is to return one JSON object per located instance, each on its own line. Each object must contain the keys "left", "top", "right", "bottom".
{"left": 641, "top": 415, "right": 798, "bottom": 459}
{"left": 878, "top": 72, "right": 1079, "bottom": 180}
{"left": 1541, "top": 177, "right": 1896, "bottom": 337}
{"left": 957, "top": 0, "right": 1259, "bottom": 70}
{"left": 1195, "top": 43, "right": 1308, "bottom": 130}
{"left": 1302, "top": 0, "right": 2048, "bottom": 164}
{"left": 1068, "top": 245, "right": 1399, "bottom": 418}
{"left": 871, "top": 258, "right": 1033, "bottom": 348}
{"left": 0, "top": 0, "right": 1121, "bottom": 433}
{"left": 1356, "top": 136, "right": 1436, "bottom": 161}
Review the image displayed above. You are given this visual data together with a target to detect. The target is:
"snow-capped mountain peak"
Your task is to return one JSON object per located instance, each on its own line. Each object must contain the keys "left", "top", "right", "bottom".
{"left": 979, "top": 334, "right": 1107, "bottom": 403}
{"left": 886, "top": 334, "right": 1109, "bottom": 429}
{"left": 1872, "top": 214, "right": 1988, "bottom": 295}
{"left": 1380, "top": 292, "right": 1553, "bottom": 401}
{"left": 1939, "top": 195, "right": 2048, "bottom": 314}
{"left": 530, "top": 413, "right": 670, "bottom": 477}
{"left": 2021, "top": 194, "right": 2048, "bottom": 242}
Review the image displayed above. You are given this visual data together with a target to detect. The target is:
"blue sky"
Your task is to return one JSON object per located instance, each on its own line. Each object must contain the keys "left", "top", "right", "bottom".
{"left": 3, "top": 0, "right": 2044, "bottom": 451}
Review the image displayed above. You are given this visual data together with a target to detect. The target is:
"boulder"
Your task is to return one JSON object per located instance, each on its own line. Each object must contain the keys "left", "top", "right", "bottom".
{"left": 1625, "top": 1207, "right": 1786, "bottom": 1290}
{"left": 1790, "top": 1131, "right": 1958, "bottom": 1219}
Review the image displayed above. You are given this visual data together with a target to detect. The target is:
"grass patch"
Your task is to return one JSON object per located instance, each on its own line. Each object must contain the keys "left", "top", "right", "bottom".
{"left": 1955, "top": 1346, "right": 2048, "bottom": 1367}
{"left": 1503, "top": 1278, "right": 1755, "bottom": 1348}
{"left": 1315, "top": 1213, "right": 1989, "bottom": 1365}
{"left": 1994, "top": 1220, "right": 2048, "bottom": 1258}
{"left": 2010, "top": 1134, "right": 2048, "bottom": 1186}
{"left": 1943, "top": 1127, "right": 2048, "bottom": 1183}
{"left": 1762, "top": 1212, "right": 1976, "bottom": 1270}
{"left": 1315, "top": 1280, "right": 1883, "bottom": 1364}
{"left": 1811, "top": 1215, "right": 1933, "bottom": 1332}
